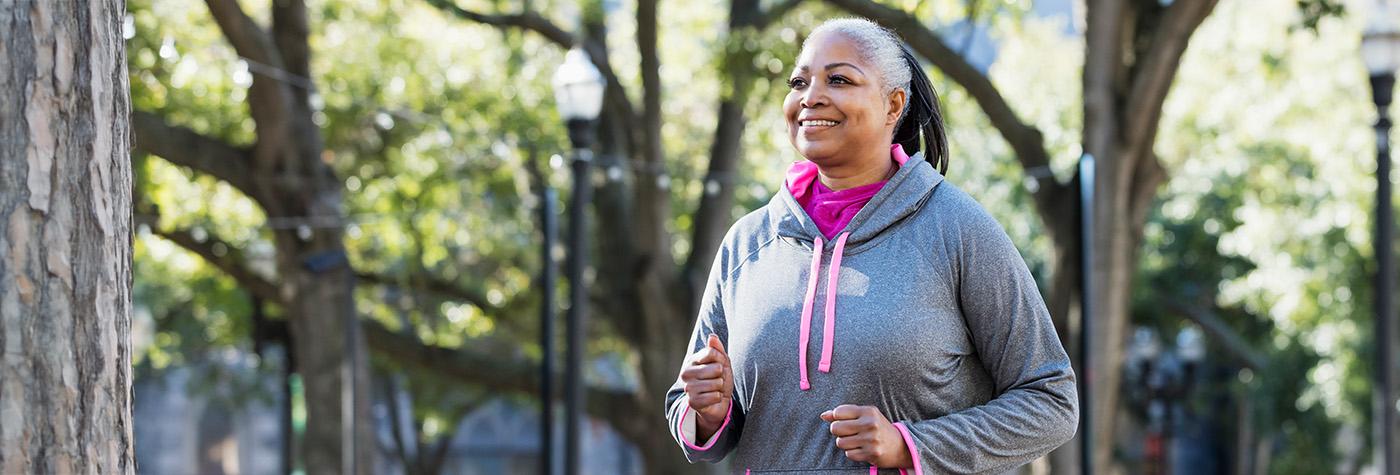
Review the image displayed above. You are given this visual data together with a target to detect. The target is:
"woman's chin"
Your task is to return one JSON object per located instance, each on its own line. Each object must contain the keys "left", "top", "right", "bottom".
{"left": 794, "top": 142, "right": 839, "bottom": 163}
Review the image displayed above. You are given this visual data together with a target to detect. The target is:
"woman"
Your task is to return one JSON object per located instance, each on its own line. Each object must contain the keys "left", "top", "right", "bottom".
{"left": 664, "top": 18, "right": 1078, "bottom": 474}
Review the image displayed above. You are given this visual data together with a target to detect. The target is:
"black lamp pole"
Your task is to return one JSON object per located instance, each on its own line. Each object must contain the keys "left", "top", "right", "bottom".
{"left": 1373, "top": 70, "right": 1397, "bottom": 475}
{"left": 564, "top": 118, "right": 594, "bottom": 475}
{"left": 540, "top": 185, "right": 558, "bottom": 475}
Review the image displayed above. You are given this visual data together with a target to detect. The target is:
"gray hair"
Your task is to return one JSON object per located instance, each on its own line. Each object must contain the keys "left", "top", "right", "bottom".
{"left": 803, "top": 18, "right": 911, "bottom": 118}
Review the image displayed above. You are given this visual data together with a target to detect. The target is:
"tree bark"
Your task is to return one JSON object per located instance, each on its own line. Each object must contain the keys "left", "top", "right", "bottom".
{"left": 0, "top": 0, "right": 134, "bottom": 473}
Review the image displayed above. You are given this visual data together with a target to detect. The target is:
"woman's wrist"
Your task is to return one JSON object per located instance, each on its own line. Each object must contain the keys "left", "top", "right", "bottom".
{"left": 875, "top": 421, "right": 915, "bottom": 468}
{"left": 694, "top": 398, "right": 731, "bottom": 441}
{"left": 887, "top": 445, "right": 913, "bottom": 468}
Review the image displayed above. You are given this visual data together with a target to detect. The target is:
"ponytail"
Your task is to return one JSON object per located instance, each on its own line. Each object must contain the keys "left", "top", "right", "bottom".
{"left": 892, "top": 44, "right": 949, "bottom": 175}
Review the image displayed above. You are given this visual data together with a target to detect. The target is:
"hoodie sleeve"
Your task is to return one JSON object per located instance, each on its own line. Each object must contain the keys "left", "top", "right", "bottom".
{"left": 895, "top": 204, "right": 1079, "bottom": 474}
{"left": 664, "top": 243, "right": 743, "bottom": 463}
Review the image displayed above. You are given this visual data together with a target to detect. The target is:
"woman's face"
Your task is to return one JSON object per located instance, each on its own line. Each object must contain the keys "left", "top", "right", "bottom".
{"left": 784, "top": 32, "right": 904, "bottom": 165}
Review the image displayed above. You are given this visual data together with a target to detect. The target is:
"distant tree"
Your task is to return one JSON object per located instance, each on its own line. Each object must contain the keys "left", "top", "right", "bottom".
{"left": 130, "top": 0, "right": 376, "bottom": 472}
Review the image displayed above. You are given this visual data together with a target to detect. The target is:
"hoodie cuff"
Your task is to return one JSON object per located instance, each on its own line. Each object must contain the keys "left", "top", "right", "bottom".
{"left": 892, "top": 422, "right": 923, "bottom": 475}
{"left": 678, "top": 397, "right": 732, "bottom": 451}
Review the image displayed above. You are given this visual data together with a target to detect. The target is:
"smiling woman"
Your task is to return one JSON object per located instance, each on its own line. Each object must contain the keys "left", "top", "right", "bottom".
{"left": 665, "top": 18, "right": 1079, "bottom": 474}
{"left": 782, "top": 21, "right": 946, "bottom": 187}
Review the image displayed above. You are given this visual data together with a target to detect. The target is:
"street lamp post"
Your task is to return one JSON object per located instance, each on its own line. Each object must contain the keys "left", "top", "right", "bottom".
{"left": 552, "top": 48, "right": 605, "bottom": 475}
{"left": 539, "top": 186, "right": 557, "bottom": 475}
{"left": 1363, "top": 5, "right": 1400, "bottom": 472}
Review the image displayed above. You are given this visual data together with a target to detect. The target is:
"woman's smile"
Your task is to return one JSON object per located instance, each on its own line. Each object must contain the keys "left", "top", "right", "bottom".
{"left": 798, "top": 118, "right": 842, "bottom": 134}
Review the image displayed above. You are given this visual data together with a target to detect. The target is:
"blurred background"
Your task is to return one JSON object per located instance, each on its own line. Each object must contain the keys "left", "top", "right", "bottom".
{"left": 124, "top": 0, "right": 1394, "bottom": 473}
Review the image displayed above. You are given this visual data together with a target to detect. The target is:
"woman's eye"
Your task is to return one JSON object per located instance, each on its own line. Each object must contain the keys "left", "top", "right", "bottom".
{"left": 787, "top": 77, "right": 807, "bottom": 89}
{"left": 829, "top": 75, "right": 850, "bottom": 85}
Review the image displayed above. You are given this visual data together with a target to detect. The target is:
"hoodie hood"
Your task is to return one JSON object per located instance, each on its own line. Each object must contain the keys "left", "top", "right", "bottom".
{"left": 770, "top": 148, "right": 945, "bottom": 253}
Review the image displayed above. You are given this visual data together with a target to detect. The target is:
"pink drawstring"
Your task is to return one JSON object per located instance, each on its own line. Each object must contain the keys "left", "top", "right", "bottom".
{"left": 798, "top": 235, "right": 824, "bottom": 390}
{"left": 799, "top": 232, "right": 850, "bottom": 390}
{"left": 819, "top": 232, "right": 849, "bottom": 373}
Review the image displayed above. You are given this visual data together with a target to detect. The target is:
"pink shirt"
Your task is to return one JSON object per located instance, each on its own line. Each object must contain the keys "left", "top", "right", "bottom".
{"left": 786, "top": 144, "right": 912, "bottom": 239}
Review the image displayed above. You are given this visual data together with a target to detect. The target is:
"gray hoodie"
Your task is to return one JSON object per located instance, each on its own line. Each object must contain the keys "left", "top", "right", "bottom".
{"left": 664, "top": 154, "right": 1078, "bottom": 474}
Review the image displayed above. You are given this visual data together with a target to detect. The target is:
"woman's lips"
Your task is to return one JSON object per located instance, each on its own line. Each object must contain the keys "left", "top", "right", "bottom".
{"left": 797, "top": 119, "right": 841, "bottom": 134}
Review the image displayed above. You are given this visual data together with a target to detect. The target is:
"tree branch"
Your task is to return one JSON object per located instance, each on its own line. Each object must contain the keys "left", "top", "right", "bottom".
{"left": 754, "top": 0, "right": 805, "bottom": 30}
{"left": 270, "top": 0, "right": 311, "bottom": 84}
{"left": 824, "top": 0, "right": 1067, "bottom": 213}
{"left": 1081, "top": 0, "right": 1126, "bottom": 174}
{"left": 423, "top": 0, "right": 639, "bottom": 141}
{"left": 630, "top": 0, "right": 680, "bottom": 317}
{"left": 139, "top": 214, "right": 281, "bottom": 304}
{"left": 1123, "top": 0, "right": 1219, "bottom": 159}
{"left": 636, "top": 0, "right": 665, "bottom": 191}
{"left": 271, "top": 0, "right": 319, "bottom": 130}
{"left": 131, "top": 110, "right": 260, "bottom": 201}
{"left": 355, "top": 271, "right": 499, "bottom": 315}
{"left": 204, "top": 0, "right": 280, "bottom": 66}
{"left": 203, "top": 0, "right": 297, "bottom": 174}
{"left": 422, "top": 0, "right": 573, "bottom": 46}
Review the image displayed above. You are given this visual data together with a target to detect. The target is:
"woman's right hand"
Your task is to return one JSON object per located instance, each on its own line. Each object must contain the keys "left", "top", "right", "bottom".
{"left": 681, "top": 334, "right": 734, "bottom": 439}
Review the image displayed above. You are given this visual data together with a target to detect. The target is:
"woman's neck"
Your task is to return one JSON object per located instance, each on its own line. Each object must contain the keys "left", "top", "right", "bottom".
{"left": 817, "top": 148, "right": 895, "bottom": 191}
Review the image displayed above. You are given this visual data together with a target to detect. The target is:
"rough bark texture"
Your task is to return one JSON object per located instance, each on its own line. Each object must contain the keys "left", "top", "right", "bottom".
{"left": 0, "top": 0, "right": 135, "bottom": 473}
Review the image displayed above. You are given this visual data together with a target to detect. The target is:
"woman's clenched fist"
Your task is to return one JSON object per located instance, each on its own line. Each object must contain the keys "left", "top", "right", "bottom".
{"left": 820, "top": 404, "right": 913, "bottom": 469}
{"left": 681, "top": 334, "right": 734, "bottom": 440}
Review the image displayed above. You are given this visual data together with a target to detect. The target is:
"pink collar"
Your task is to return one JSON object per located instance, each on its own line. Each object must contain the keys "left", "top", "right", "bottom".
{"left": 785, "top": 144, "right": 911, "bottom": 239}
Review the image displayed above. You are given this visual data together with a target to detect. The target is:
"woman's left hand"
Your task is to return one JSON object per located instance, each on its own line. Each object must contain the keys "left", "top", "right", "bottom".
{"left": 820, "top": 405, "right": 913, "bottom": 468}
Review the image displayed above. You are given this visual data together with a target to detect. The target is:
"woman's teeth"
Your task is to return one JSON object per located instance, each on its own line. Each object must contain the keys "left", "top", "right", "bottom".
{"left": 802, "top": 120, "right": 839, "bottom": 127}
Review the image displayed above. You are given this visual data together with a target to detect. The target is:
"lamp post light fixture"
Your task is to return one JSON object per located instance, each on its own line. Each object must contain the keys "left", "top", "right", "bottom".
{"left": 1364, "top": 3, "right": 1400, "bottom": 471}
{"left": 552, "top": 47, "right": 605, "bottom": 475}
{"left": 554, "top": 49, "right": 607, "bottom": 150}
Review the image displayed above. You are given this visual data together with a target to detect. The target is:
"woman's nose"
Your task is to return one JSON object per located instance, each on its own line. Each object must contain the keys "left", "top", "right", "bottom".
{"left": 799, "top": 84, "right": 826, "bottom": 108}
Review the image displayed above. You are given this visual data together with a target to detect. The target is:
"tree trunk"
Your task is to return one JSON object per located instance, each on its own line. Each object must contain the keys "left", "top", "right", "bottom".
{"left": 279, "top": 227, "right": 375, "bottom": 475}
{"left": 0, "top": 0, "right": 134, "bottom": 473}
{"left": 202, "top": 1, "right": 378, "bottom": 471}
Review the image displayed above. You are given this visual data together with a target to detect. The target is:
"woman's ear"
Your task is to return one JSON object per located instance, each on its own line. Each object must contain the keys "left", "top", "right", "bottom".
{"left": 886, "top": 88, "right": 907, "bottom": 127}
